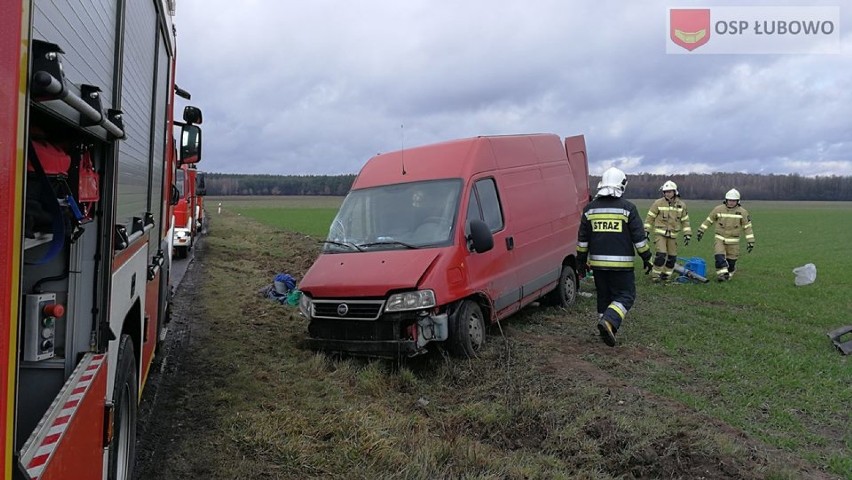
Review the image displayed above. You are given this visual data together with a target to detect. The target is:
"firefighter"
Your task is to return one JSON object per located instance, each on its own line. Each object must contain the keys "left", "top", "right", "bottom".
{"left": 644, "top": 180, "right": 692, "bottom": 283}
{"left": 577, "top": 167, "right": 653, "bottom": 347}
{"left": 696, "top": 188, "right": 755, "bottom": 281}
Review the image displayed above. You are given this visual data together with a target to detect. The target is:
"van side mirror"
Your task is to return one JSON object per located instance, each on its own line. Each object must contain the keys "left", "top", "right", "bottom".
{"left": 179, "top": 124, "right": 202, "bottom": 165}
{"left": 467, "top": 219, "right": 493, "bottom": 253}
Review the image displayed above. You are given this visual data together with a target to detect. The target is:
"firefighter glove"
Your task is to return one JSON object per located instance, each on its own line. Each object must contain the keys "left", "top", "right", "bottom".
{"left": 643, "top": 259, "right": 653, "bottom": 275}
{"left": 577, "top": 264, "right": 587, "bottom": 279}
{"left": 683, "top": 234, "right": 691, "bottom": 246}
{"left": 747, "top": 242, "right": 754, "bottom": 253}
{"left": 696, "top": 231, "right": 703, "bottom": 242}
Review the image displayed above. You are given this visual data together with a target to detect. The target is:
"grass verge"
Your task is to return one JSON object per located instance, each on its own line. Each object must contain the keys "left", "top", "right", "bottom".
{"left": 141, "top": 199, "right": 849, "bottom": 479}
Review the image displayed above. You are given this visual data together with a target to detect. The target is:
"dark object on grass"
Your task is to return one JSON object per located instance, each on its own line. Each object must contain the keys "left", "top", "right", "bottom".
{"left": 673, "top": 263, "right": 709, "bottom": 284}
{"left": 827, "top": 325, "right": 852, "bottom": 355}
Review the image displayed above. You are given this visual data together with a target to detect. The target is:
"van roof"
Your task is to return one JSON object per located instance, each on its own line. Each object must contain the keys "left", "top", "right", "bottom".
{"left": 352, "top": 133, "right": 566, "bottom": 190}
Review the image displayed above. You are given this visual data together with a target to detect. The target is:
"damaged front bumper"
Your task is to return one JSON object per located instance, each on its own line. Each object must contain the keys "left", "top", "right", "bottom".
{"left": 306, "top": 313, "right": 448, "bottom": 358}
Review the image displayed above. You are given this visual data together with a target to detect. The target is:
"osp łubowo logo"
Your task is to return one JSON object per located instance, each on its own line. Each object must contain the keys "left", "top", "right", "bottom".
{"left": 670, "top": 8, "right": 711, "bottom": 51}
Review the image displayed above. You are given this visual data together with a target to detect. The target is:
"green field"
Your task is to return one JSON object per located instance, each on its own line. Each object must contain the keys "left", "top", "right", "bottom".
{"left": 150, "top": 196, "right": 850, "bottom": 479}
{"left": 244, "top": 196, "right": 851, "bottom": 475}
{"left": 214, "top": 195, "right": 342, "bottom": 237}
{"left": 627, "top": 199, "right": 851, "bottom": 473}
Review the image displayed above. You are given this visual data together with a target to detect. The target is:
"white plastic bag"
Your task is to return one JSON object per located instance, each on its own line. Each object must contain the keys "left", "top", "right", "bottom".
{"left": 792, "top": 263, "right": 816, "bottom": 286}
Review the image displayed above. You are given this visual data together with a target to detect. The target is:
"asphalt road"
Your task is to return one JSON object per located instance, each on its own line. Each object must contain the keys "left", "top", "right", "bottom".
{"left": 169, "top": 245, "right": 193, "bottom": 290}
{"left": 170, "top": 218, "right": 207, "bottom": 290}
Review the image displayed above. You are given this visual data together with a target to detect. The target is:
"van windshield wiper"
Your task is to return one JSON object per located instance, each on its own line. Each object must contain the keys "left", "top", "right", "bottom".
{"left": 320, "top": 240, "right": 363, "bottom": 252}
{"left": 359, "top": 240, "right": 419, "bottom": 250}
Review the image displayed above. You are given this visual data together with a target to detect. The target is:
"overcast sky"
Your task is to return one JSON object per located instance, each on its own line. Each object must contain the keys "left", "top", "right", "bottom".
{"left": 173, "top": 0, "right": 852, "bottom": 177}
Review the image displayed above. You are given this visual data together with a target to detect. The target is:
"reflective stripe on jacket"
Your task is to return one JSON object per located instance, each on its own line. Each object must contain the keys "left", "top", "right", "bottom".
{"left": 644, "top": 196, "right": 692, "bottom": 238}
{"left": 577, "top": 196, "right": 650, "bottom": 270}
{"left": 698, "top": 203, "right": 755, "bottom": 244}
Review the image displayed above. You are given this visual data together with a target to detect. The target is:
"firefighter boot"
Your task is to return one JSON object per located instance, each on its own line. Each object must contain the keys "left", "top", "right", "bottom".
{"left": 597, "top": 318, "right": 617, "bottom": 347}
{"left": 715, "top": 254, "right": 729, "bottom": 282}
{"left": 727, "top": 259, "right": 737, "bottom": 279}
{"left": 664, "top": 255, "right": 677, "bottom": 283}
{"left": 651, "top": 252, "right": 666, "bottom": 283}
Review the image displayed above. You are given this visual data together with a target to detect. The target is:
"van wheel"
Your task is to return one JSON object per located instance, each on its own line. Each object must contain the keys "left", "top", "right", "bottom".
{"left": 448, "top": 300, "right": 485, "bottom": 357}
{"left": 546, "top": 265, "right": 577, "bottom": 308}
{"left": 109, "top": 335, "right": 138, "bottom": 480}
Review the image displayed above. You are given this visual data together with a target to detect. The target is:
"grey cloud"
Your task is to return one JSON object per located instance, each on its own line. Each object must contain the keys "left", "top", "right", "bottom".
{"left": 174, "top": 0, "right": 852, "bottom": 177}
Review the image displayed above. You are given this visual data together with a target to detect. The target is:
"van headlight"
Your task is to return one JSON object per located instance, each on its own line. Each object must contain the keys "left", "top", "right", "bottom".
{"left": 385, "top": 290, "right": 436, "bottom": 312}
{"left": 299, "top": 293, "right": 312, "bottom": 319}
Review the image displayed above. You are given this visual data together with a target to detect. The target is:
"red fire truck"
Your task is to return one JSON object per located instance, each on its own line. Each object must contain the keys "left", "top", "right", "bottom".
{"left": 0, "top": 1, "right": 202, "bottom": 478}
{"left": 172, "top": 164, "right": 205, "bottom": 259}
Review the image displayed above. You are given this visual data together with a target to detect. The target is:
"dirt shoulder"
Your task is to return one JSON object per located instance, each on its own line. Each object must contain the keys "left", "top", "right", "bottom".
{"left": 133, "top": 238, "right": 209, "bottom": 479}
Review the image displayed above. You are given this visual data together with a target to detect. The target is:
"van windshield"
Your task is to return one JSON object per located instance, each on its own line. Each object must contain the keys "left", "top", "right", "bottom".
{"left": 324, "top": 179, "right": 462, "bottom": 252}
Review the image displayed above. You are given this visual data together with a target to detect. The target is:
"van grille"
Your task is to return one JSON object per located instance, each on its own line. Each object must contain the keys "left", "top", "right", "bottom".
{"left": 308, "top": 319, "right": 398, "bottom": 341}
{"left": 312, "top": 299, "right": 384, "bottom": 321}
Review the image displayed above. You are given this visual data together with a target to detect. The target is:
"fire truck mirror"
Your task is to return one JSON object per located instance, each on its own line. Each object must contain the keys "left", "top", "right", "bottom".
{"left": 197, "top": 174, "right": 206, "bottom": 196}
{"left": 170, "top": 184, "right": 180, "bottom": 206}
{"left": 179, "top": 124, "right": 202, "bottom": 165}
{"left": 183, "top": 105, "right": 203, "bottom": 124}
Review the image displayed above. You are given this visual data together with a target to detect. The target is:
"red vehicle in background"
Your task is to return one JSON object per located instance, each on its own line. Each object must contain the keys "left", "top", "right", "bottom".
{"left": 172, "top": 164, "right": 204, "bottom": 258}
{"left": 0, "top": 1, "right": 203, "bottom": 478}
{"left": 196, "top": 171, "right": 207, "bottom": 232}
{"left": 173, "top": 165, "right": 197, "bottom": 258}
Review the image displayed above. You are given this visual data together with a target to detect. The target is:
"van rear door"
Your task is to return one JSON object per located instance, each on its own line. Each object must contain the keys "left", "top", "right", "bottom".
{"left": 565, "top": 135, "right": 590, "bottom": 203}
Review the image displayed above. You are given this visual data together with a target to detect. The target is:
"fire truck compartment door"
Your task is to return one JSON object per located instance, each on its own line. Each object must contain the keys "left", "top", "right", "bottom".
{"left": 19, "top": 353, "right": 107, "bottom": 480}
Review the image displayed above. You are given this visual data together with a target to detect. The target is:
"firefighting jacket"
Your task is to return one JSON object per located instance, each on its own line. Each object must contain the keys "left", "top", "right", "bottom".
{"left": 644, "top": 196, "right": 692, "bottom": 238}
{"left": 577, "top": 195, "right": 651, "bottom": 270}
{"left": 698, "top": 203, "right": 755, "bottom": 244}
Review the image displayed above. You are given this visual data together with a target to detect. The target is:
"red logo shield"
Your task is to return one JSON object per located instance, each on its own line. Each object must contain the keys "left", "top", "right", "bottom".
{"left": 670, "top": 9, "right": 711, "bottom": 51}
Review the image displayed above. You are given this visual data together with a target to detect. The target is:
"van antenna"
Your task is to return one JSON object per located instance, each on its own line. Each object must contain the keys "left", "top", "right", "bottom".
{"left": 400, "top": 124, "right": 406, "bottom": 175}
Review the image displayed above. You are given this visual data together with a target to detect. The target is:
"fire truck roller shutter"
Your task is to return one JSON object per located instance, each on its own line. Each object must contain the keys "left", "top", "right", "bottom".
{"left": 148, "top": 37, "right": 170, "bottom": 261}
{"left": 32, "top": 0, "right": 118, "bottom": 106}
{"left": 115, "top": 0, "right": 159, "bottom": 228}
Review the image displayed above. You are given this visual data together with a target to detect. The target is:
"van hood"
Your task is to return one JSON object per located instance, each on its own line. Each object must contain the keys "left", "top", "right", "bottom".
{"left": 300, "top": 250, "right": 441, "bottom": 298}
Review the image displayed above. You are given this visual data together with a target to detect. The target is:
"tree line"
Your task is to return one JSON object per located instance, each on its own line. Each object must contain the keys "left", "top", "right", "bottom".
{"left": 602, "top": 172, "right": 852, "bottom": 201}
{"left": 202, "top": 173, "right": 356, "bottom": 196}
{"left": 200, "top": 172, "right": 852, "bottom": 201}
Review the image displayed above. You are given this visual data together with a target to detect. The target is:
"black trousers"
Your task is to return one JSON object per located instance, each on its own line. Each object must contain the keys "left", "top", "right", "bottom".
{"left": 592, "top": 269, "right": 636, "bottom": 331}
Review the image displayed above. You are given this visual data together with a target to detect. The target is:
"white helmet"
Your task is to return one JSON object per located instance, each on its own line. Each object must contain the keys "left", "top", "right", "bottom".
{"left": 660, "top": 180, "right": 678, "bottom": 195}
{"left": 597, "top": 167, "right": 628, "bottom": 197}
{"left": 725, "top": 188, "right": 741, "bottom": 201}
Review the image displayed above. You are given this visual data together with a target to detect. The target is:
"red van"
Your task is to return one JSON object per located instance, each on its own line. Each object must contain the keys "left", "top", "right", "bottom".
{"left": 299, "top": 133, "right": 590, "bottom": 357}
